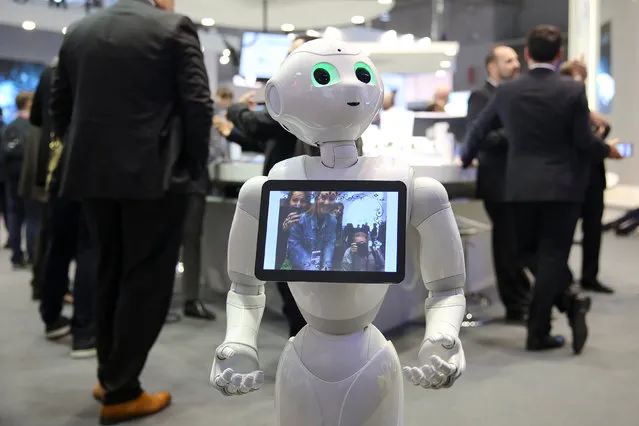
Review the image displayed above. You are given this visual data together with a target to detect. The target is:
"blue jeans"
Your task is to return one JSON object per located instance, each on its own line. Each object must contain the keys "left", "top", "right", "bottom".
{"left": 5, "top": 179, "right": 41, "bottom": 264}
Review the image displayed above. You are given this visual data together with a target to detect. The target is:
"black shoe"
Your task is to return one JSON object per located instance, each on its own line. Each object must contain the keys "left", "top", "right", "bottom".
{"left": 567, "top": 295, "right": 591, "bottom": 355}
{"left": 526, "top": 335, "right": 566, "bottom": 351}
{"left": 184, "top": 300, "right": 216, "bottom": 320}
{"left": 581, "top": 280, "right": 614, "bottom": 294}
{"left": 45, "top": 316, "right": 71, "bottom": 340}
{"left": 11, "top": 261, "right": 28, "bottom": 270}
{"left": 71, "top": 336, "right": 97, "bottom": 359}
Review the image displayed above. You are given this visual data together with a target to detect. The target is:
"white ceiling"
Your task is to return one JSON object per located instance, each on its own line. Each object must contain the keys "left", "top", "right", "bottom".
{"left": 174, "top": 0, "right": 395, "bottom": 31}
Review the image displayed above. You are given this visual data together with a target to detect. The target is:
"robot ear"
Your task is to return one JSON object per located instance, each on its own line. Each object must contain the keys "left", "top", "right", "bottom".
{"left": 265, "top": 82, "right": 282, "bottom": 118}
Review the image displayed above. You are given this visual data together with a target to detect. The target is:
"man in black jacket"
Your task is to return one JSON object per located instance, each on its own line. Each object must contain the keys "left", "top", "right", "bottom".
{"left": 462, "top": 26, "right": 620, "bottom": 355}
{"left": 50, "top": 0, "right": 213, "bottom": 422}
{"left": 466, "top": 44, "right": 530, "bottom": 324}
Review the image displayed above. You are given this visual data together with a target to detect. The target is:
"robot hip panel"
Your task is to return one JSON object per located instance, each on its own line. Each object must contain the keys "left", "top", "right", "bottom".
{"left": 275, "top": 337, "right": 403, "bottom": 426}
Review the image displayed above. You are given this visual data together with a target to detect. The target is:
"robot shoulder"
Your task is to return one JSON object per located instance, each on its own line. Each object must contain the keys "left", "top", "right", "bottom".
{"left": 410, "top": 177, "right": 451, "bottom": 227}
{"left": 236, "top": 176, "right": 268, "bottom": 218}
{"left": 268, "top": 156, "right": 307, "bottom": 180}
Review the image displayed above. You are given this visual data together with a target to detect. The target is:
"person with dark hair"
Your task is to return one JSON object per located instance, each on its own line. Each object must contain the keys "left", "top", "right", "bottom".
{"left": 559, "top": 60, "right": 616, "bottom": 294}
{"left": 465, "top": 44, "right": 530, "bottom": 324}
{"left": 462, "top": 25, "right": 622, "bottom": 355}
{"left": 287, "top": 191, "right": 338, "bottom": 271}
{"left": 1, "top": 91, "right": 40, "bottom": 269}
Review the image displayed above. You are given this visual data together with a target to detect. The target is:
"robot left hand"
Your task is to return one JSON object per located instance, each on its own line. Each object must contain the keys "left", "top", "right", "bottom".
{"left": 402, "top": 333, "right": 466, "bottom": 390}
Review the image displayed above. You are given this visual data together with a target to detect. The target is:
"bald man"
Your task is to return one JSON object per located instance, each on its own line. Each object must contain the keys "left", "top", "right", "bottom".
{"left": 464, "top": 44, "right": 531, "bottom": 324}
{"left": 426, "top": 86, "right": 450, "bottom": 112}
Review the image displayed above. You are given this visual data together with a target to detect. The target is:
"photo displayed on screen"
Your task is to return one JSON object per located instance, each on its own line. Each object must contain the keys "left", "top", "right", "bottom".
{"left": 262, "top": 190, "right": 400, "bottom": 273}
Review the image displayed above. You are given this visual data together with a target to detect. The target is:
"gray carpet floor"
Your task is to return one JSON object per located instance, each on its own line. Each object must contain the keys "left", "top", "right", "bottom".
{"left": 0, "top": 231, "right": 637, "bottom": 426}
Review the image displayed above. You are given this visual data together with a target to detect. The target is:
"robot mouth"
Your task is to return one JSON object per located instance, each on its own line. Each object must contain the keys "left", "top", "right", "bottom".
{"left": 347, "top": 102, "right": 360, "bottom": 106}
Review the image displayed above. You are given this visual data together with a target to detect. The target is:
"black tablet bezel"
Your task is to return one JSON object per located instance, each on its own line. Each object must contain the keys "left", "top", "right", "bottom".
{"left": 254, "top": 179, "right": 407, "bottom": 284}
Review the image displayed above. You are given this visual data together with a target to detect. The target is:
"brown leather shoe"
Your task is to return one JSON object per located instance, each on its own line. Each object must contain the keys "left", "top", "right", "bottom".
{"left": 93, "top": 383, "right": 105, "bottom": 402}
{"left": 99, "top": 392, "right": 171, "bottom": 425}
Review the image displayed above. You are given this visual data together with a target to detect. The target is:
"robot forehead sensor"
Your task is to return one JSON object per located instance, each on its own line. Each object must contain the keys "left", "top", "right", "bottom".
{"left": 255, "top": 179, "right": 408, "bottom": 284}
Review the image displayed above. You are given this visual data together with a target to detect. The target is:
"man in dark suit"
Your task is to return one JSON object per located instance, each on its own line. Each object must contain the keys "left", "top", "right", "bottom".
{"left": 461, "top": 25, "right": 621, "bottom": 355}
{"left": 466, "top": 44, "right": 531, "bottom": 324}
{"left": 50, "top": 0, "right": 213, "bottom": 423}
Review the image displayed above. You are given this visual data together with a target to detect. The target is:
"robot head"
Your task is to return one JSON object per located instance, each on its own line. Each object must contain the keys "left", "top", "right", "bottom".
{"left": 265, "top": 38, "right": 384, "bottom": 146}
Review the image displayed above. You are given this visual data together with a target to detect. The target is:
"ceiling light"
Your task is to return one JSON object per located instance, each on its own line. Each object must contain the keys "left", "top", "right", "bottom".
{"left": 378, "top": 0, "right": 393, "bottom": 4}
{"left": 351, "top": 15, "right": 365, "bottom": 25}
{"left": 61, "top": 26, "right": 67, "bottom": 34}
{"left": 201, "top": 18, "right": 215, "bottom": 26}
{"left": 440, "top": 60, "right": 451, "bottom": 68}
{"left": 445, "top": 48, "right": 457, "bottom": 56}
{"left": 306, "top": 29, "right": 320, "bottom": 37}
{"left": 435, "top": 70, "right": 447, "bottom": 78}
{"left": 219, "top": 55, "right": 230, "bottom": 65}
{"left": 281, "top": 23, "right": 295, "bottom": 32}
{"left": 22, "top": 21, "right": 36, "bottom": 31}
{"left": 222, "top": 48, "right": 230, "bottom": 57}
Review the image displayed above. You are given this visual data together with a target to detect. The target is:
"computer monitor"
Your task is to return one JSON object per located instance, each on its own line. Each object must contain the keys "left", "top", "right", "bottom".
{"left": 255, "top": 180, "right": 407, "bottom": 284}
{"left": 239, "top": 32, "right": 291, "bottom": 80}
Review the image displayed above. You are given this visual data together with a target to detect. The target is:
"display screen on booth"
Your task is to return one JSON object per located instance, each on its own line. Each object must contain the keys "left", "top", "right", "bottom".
{"left": 255, "top": 180, "right": 407, "bottom": 284}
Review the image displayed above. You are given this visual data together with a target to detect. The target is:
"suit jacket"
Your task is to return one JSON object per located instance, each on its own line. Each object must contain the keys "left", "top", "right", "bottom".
{"left": 462, "top": 67, "right": 610, "bottom": 203}
{"left": 465, "top": 82, "right": 509, "bottom": 201}
{"left": 50, "top": 0, "right": 213, "bottom": 199}
{"left": 30, "top": 65, "right": 55, "bottom": 188}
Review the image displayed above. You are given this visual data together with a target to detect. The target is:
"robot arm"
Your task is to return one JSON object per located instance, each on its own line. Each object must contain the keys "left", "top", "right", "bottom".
{"left": 403, "top": 176, "right": 467, "bottom": 390}
{"left": 210, "top": 176, "right": 267, "bottom": 396}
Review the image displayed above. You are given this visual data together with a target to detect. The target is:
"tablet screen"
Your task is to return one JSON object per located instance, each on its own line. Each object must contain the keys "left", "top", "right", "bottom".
{"left": 255, "top": 180, "right": 407, "bottom": 283}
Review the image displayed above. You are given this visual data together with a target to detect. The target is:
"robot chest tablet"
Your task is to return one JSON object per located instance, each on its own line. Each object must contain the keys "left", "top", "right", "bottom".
{"left": 255, "top": 179, "right": 408, "bottom": 285}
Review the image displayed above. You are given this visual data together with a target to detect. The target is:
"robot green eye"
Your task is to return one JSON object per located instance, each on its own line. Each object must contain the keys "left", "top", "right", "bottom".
{"left": 354, "top": 62, "right": 375, "bottom": 85}
{"left": 312, "top": 62, "right": 340, "bottom": 87}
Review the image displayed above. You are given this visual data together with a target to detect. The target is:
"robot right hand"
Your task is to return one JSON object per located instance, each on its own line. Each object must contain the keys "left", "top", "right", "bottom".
{"left": 210, "top": 342, "right": 264, "bottom": 396}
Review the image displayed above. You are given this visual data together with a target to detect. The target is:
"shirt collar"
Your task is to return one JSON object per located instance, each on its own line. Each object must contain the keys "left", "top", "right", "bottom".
{"left": 529, "top": 63, "right": 556, "bottom": 71}
{"left": 486, "top": 78, "right": 498, "bottom": 87}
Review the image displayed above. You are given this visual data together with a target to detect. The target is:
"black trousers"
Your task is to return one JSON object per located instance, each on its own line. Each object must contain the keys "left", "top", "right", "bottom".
{"left": 84, "top": 195, "right": 187, "bottom": 405}
{"left": 276, "top": 282, "right": 306, "bottom": 337}
{"left": 32, "top": 202, "right": 51, "bottom": 299}
{"left": 483, "top": 201, "right": 531, "bottom": 315}
{"left": 181, "top": 194, "right": 205, "bottom": 301}
{"left": 0, "top": 181, "right": 9, "bottom": 241}
{"left": 578, "top": 178, "right": 605, "bottom": 284}
{"left": 39, "top": 197, "right": 95, "bottom": 338}
{"left": 512, "top": 202, "right": 581, "bottom": 339}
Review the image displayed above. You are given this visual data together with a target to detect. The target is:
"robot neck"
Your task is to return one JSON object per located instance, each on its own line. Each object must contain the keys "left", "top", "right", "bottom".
{"left": 319, "top": 141, "right": 358, "bottom": 169}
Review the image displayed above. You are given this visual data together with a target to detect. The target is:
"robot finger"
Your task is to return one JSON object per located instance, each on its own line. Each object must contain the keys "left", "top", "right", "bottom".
{"left": 239, "top": 375, "right": 254, "bottom": 393}
{"left": 430, "top": 355, "right": 457, "bottom": 376}
{"left": 425, "top": 333, "right": 445, "bottom": 345}
{"left": 401, "top": 366, "right": 419, "bottom": 385}
{"left": 253, "top": 371, "right": 265, "bottom": 389}
{"left": 230, "top": 374, "right": 243, "bottom": 387}
{"left": 440, "top": 335, "right": 456, "bottom": 349}
{"left": 226, "top": 383, "right": 239, "bottom": 394}
{"left": 217, "top": 346, "right": 235, "bottom": 360}
{"left": 215, "top": 368, "right": 234, "bottom": 387}
{"left": 410, "top": 367, "right": 426, "bottom": 385}
{"left": 422, "top": 365, "right": 445, "bottom": 387}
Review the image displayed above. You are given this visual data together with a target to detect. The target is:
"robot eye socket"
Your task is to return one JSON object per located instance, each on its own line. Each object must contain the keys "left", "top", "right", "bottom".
{"left": 354, "top": 62, "right": 375, "bottom": 85}
{"left": 312, "top": 62, "right": 340, "bottom": 87}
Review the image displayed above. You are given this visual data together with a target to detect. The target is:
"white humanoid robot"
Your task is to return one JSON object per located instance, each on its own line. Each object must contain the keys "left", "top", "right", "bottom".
{"left": 210, "top": 39, "right": 467, "bottom": 426}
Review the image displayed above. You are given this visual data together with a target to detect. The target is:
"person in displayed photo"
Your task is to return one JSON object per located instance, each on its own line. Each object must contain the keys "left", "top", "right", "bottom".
{"left": 276, "top": 191, "right": 311, "bottom": 269}
{"left": 287, "top": 191, "right": 338, "bottom": 271}
{"left": 341, "top": 231, "right": 385, "bottom": 272}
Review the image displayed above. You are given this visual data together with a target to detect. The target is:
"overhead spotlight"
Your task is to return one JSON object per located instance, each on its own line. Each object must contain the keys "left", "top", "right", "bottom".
{"left": 435, "top": 70, "right": 447, "bottom": 78}
{"left": 306, "top": 29, "right": 321, "bottom": 37}
{"left": 48, "top": 0, "right": 68, "bottom": 9}
{"left": 219, "top": 55, "right": 230, "bottom": 65}
{"left": 61, "top": 26, "right": 67, "bottom": 34}
{"left": 440, "top": 60, "right": 451, "bottom": 68}
{"left": 281, "top": 23, "right": 295, "bottom": 32}
{"left": 351, "top": 16, "right": 365, "bottom": 25}
{"left": 378, "top": 0, "right": 393, "bottom": 4}
{"left": 22, "top": 21, "right": 36, "bottom": 31}
{"left": 201, "top": 18, "right": 215, "bottom": 26}
{"left": 222, "top": 48, "right": 230, "bottom": 57}
{"left": 445, "top": 48, "right": 457, "bottom": 56}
